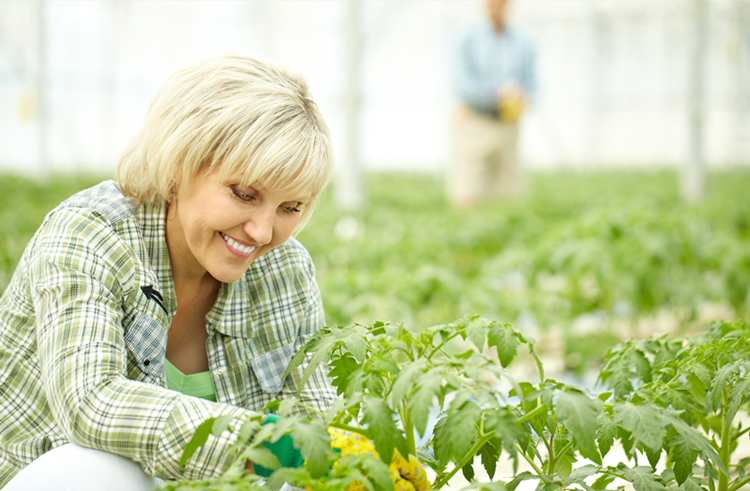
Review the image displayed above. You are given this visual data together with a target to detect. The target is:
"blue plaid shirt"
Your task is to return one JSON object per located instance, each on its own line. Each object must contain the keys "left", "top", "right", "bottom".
{"left": 0, "top": 180, "right": 336, "bottom": 486}
{"left": 452, "top": 21, "right": 537, "bottom": 114}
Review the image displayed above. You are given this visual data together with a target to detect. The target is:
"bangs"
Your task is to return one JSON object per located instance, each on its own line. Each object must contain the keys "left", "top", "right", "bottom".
{"left": 210, "top": 107, "right": 333, "bottom": 232}
{"left": 216, "top": 111, "right": 332, "bottom": 200}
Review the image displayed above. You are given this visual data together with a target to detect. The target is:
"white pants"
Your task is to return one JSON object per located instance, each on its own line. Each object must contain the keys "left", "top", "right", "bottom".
{"left": 449, "top": 106, "right": 522, "bottom": 207}
{"left": 4, "top": 444, "right": 160, "bottom": 491}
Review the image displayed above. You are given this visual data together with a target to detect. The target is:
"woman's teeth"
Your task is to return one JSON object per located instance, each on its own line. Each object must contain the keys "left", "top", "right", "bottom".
{"left": 221, "top": 233, "right": 256, "bottom": 255}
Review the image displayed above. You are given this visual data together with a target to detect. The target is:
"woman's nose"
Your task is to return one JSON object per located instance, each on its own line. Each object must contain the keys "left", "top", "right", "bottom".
{"left": 243, "top": 207, "right": 274, "bottom": 246}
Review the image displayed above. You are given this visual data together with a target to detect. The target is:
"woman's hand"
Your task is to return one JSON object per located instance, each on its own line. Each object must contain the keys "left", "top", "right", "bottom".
{"left": 328, "top": 428, "right": 430, "bottom": 491}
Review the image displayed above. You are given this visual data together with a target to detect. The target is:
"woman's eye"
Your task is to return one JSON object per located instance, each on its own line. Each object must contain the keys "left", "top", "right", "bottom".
{"left": 281, "top": 203, "right": 302, "bottom": 214}
{"left": 231, "top": 186, "right": 256, "bottom": 202}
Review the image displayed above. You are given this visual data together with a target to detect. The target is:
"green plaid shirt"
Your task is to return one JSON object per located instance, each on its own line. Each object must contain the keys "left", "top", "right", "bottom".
{"left": 0, "top": 180, "right": 335, "bottom": 486}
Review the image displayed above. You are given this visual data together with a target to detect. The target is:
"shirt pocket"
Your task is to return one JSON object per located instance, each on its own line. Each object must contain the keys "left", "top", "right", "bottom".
{"left": 123, "top": 312, "right": 167, "bottom": 383}
{"left": 250, "top": 343, "right": 297, "bottom": 393}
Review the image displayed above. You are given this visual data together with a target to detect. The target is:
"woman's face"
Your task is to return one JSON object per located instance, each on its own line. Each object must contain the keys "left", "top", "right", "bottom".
{"left": 166, "top": 167, "right": 309, "bottom": 283}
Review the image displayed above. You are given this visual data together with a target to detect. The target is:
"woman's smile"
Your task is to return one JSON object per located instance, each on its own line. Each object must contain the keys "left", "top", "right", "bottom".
{"left": 219, "top": 232, "right": 257, "bottom": 257}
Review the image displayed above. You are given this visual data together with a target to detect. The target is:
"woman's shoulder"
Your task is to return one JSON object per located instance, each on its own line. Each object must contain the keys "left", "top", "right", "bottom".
{"left": 245, "top": 238, "right": 316, "bottom": 283}
{"left": 32, "top": 180, "right": 145, "bottom": 264}
{"left": 51, "top": 180, "right": 138, "bottom": 225}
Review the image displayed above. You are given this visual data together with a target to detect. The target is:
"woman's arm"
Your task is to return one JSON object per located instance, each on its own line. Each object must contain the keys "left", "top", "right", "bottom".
{"left": 30, "top": 206, "right": 256, "bottom": 481}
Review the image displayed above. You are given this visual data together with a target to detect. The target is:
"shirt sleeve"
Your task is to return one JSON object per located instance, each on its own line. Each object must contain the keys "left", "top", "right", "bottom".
{"left": 518, "top": 37, "right": 538, "bottom": 104}
{"left": 452, "top": 29, "right": 498, "bottom": 113}
{"left": 28, "top": 207, "right": 257, "bottom": 481}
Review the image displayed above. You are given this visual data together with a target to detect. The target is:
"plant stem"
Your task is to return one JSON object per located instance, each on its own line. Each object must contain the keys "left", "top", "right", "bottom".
{"left": 295, "top": 402, "right": 325, "bottom": 419}
{"left": 513, "top": 442, "right": 550, "bottom": 484}
{"left": 402, "top": 400, "right": 416, "bottom": 457}
{"left": 516, "top": 403, "right": 547, "bottom": 425}
{"left": 432, "top": 433, "right": 494, "bottom": 489}
{"left": 728, "top": 474, "right": 750, "bottom": 491}
{"left": 328, "top": 422, "right": 370, "bottom": 439}
{"left": 719, "top": 394, "right": 731, "bottom": 491}
{"left": 550, "top": 439, "right": 574, "bottom": 477}
{"left": 733, "top": 425, "right": 750, "bottom": 440}
{"left": 544, "top": 425, "right": 556, "bottom": 476}
{"left": 431, "top": 405, "right": 548, "bottom": 489}
{"left": 427, "top": 332, "right": 461, "bottom": 360}
{"left": 527, "top": 346, "right": 545, "bottom": 384}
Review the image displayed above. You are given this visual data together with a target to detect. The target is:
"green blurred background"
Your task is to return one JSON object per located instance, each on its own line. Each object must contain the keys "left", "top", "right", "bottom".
{"left": 2, "top": 170, "right": 747, "bottom": 376}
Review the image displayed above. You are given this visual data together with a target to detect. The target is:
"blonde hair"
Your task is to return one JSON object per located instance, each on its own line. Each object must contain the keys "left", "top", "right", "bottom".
{"left": 116, "top": 52, "right": 334, "bottom": 231}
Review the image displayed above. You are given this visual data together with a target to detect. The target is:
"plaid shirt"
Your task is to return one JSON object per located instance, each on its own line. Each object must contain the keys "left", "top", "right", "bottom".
{"left": 0, "top": 180, "right": 336, "bottom": 486}
{"left": 452, "top": 22, "right": 537, "bottom": 114}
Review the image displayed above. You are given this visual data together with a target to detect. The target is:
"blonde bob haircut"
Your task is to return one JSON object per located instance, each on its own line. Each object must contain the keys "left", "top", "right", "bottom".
{"left": 117, "top": 52, "right": 334, "bottom": 232}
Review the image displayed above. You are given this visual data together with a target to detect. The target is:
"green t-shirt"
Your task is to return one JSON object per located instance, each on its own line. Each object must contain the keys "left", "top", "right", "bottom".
{"left": 165, "top": 359, "right": 217, "bottom": 402}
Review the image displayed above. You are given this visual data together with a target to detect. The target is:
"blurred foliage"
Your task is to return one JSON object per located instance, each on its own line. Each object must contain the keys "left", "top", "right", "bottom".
{"left": 298, "top": 170, "right": 750, "bottom": 371}
{"left": 1, "top": 170, "right": 748, "bottom": 372}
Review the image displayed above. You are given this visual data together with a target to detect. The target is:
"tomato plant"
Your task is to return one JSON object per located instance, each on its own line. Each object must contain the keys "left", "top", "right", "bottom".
{"left": 168, "top": 316, "right": 750, "bottom": 491}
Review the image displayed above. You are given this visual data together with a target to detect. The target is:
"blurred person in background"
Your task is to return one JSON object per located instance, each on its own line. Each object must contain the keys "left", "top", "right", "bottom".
{"left": 448, "top": 0, "right": 537, "bottom": 208}
{"left": 0, "top": 53, "right": 429, "bottom": 491}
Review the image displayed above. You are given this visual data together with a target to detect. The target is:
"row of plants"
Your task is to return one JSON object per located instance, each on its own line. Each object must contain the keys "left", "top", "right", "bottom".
{"left": 297, "top": 171, "right": 750, "bottom": 371}
{"left": 2, "top": 170, "right": 748, "bottom": 371}
{"left": 163, "top": 316, "right": 750, "bottom": 491}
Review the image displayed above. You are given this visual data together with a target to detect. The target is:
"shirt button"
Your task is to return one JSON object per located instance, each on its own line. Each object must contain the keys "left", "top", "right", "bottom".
{"left": 143, "top": 359, "right": 151, "bottom": 366}
{"left": 215, "top": 367, "right": 225, "bottom": 376}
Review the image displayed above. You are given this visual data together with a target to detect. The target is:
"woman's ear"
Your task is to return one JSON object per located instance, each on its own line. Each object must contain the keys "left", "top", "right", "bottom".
{"left": 168, "top": 168, "right": 185, "bottom": 202}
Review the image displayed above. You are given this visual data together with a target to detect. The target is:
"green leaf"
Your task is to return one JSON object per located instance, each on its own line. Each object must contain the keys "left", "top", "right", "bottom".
{"left": 631, "top": 349, "right": 652, "bottom": 383}
{"left": 726, "top": 373, "right": 750, "bottom": 426}
{"left": 408, "top": 369, "right": 443, "bottom": 436}
{"left": 360, "top": 454, "right": 395, "bottom": 491}
{"left": 362, "top": 396, "right": 399, "bottom": 463}
{"left": 591, "top": 473, "right": 615, "bottom": 490}
{"left": 461, "top": 459, "right": 475, "bottom": 482}
{"left": 553, "top": 438, "right": 576, "bottom": 479}
{"left": 211, "top": 414, "right": 234, "bottom": 438}
{"left": 238, "top": 419, "right": 259, "bottom": 443}
{"left": 556, "top": 390, "right": 603, "bottom": 464}
{"left": 179, "top": 417, "right": 216, "bottom": 469}
{"left": 270, "top": 468, "right": 312, "bottom": 490}
{"left": 433, "top": 398, "right": 481, "bottom": 466}
{"left": 618, "top": 427, "right": 635, "bottom": 460}
{"left": 644, "top": 443, "right": 661, "bottom": 469}
{"left": 710, "top": 362, "right": 737, "bottom": 410}
{"left": 596, "top": 410, "right": 617, "bottom": 457}
{"left": 245, "top": 447, "right": 281, "bottom": 471}
{"left": 669, "top": 436, "right": 698, "bottom": 485}
{"left": 329, "top": 354, "right": 360, "bottom": 396}
{"left": 269, "top": 414, "right": 301, "bottom": 442}
{"left": 278, "top": 397, "right": 297, "bottom": 418}
{"left": 462, "top": 482, "right": 507, "bottom": 491}
{"left": 677, "top": 477, "right": 702, "bottom": 491}
{"left": 614, "top": 402, "right": 665, "bottom": 453}
{"left": 478, "top": 439, "right": 499, "bottom": 480}
{"left": 506, "top": 471, "right": 535, "bottom": 491}
{"left": 685, "top": 362, "right": 712, "bottom": 387}
{"left": 299, "top": 337, "right": 338, "bottom": 393}
{"left": 620, "top": 465, "right": 668, "bottom": 491}
{"left": 666, "top": 414, "right": 727, "bottom": 477}
{"left": 488, "top": 323, "right": 520, "bottom": 367}
{"left": 343, "top": 334, "right": 369, "bottom": 363}
{"left": 292, "top": 419, "right": 332, "bottom": 477}
{"left": 284, "top": 347, "right": 311, "bottom": 382}
{"left": 565, "top": 464, "right": 597, "bottom": 485}
{"left": 464, "top": 317, "right": 487, "bottom": 350}
{"left": 390, "top": 359, "right": 426, "bottom": 408}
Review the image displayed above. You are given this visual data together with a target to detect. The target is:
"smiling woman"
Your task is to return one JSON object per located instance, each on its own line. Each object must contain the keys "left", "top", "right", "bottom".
{"left": 0, "top": 53, "right": 348, "bottom": 490}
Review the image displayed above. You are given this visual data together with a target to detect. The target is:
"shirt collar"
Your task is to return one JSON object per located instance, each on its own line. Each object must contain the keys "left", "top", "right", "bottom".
{"left": 138, "top": 199, "right": 177, "bottom": 316}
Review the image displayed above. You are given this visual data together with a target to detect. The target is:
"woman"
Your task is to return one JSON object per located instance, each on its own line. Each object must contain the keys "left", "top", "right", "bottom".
{"left": 0, "top": 53, "right": 344, "bottom": 489}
